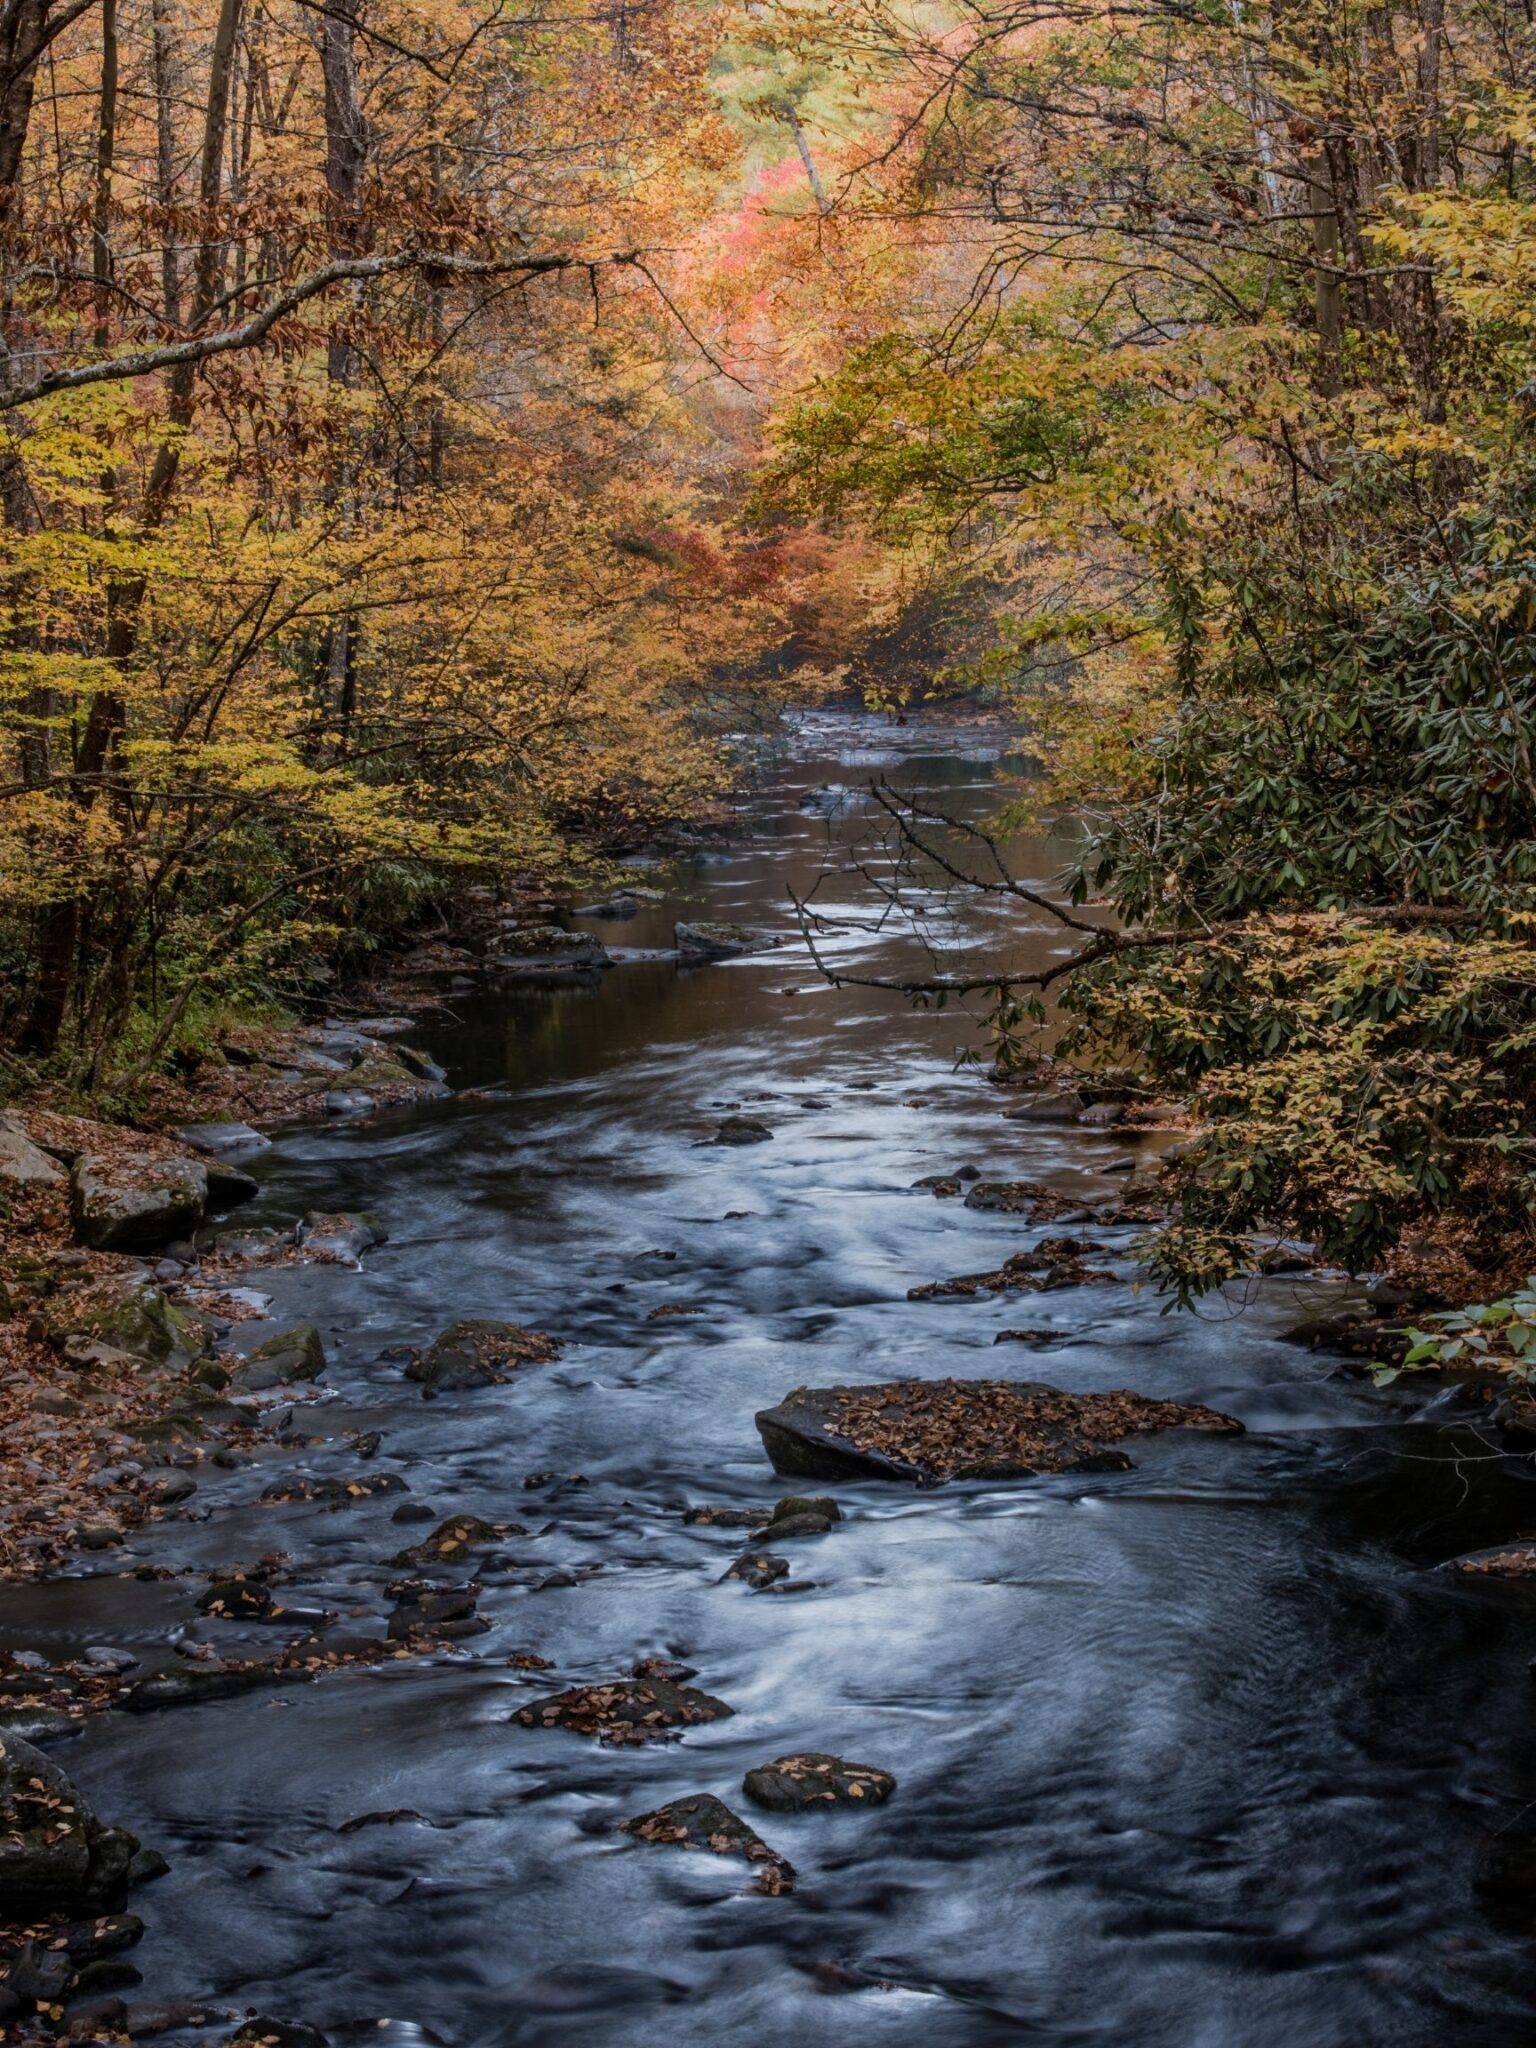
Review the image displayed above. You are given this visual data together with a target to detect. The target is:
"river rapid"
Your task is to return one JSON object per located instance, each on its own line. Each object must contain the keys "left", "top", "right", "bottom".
{"left": 10, "top": 710, "right": 1536, "bottom": 2047}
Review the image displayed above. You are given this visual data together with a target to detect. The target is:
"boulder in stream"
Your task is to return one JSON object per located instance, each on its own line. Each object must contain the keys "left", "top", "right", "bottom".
{"left": 963, "top": 1180, "right": 1097, "bottom": 1223}
{"left": 230, "top": 1322, "right": 327, "bottom": 1389}
{"left": 620, "top": 1793, "right": 794, "bottom": 1894}
{"left": 173, "top": 1120, "right": 270, "bottom": 1157}
{"left": 1442, "top": 1545, "right": 1536, "bottom": 1578}
{"left": 908, "top": 1237, "right": 1118, "bottom": 1300}
{"left": 0, "top": 1732, "right": 138, "bottom": 1909}
{"left": 742, "top": 1753, "right": 896, "bottom": 1813}
{"left": 715, "top": 1117, "right": 774, "bottom": 1146}
{"left": 391, "top": 1513, "right": 522, "bottom": 1565}
{"left": 71, "top": 1151, "right": 207, "bottom": 1251}
{"left": 405, "top": 1319, "right": 560, "bottom": 1389}
{"left": 512, "top": 1676, "right": 733, "bottom": 1744}
{"left": 675, "top": 921, "right": 779, "bottom": 961}
{"left": 755, "top": 1379, "right": 1243, "bottom": 1485}
{"left": 484, "top": 926, "right": 611, "bottom": 980}
{"left": 294, "top": 1210, "right": 388, "bottom": 1263}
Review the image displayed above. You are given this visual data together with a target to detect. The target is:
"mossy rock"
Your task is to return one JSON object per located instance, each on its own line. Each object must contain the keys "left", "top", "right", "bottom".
{"left": 0, "top": 1732, "right": 137, "bottom": 1909}
{"left": 405, "top": 1318, "right": 559, "bottom": 1389}
{"left": 71, "top": 1152, "right": 207, "bottom": 1252}
{"left": 54, "top": 1283, "right": 216, "bottom": 1375}
{"left": 230, "top": 1323, "right": 326, "bottom": 1389}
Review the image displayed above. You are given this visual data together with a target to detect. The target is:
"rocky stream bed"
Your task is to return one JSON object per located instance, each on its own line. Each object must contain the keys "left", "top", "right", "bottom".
{"left": 6, "top": 712, "right": 1536, "bottom": 2048}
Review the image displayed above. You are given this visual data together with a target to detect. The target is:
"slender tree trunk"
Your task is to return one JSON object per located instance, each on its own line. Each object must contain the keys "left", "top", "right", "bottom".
{"left": 317, "top": 0, "right": 365, "bottom": 748}
{"left": 150, "top": 0, "right": 179, "bottom": 324}
{"left": 91, "top": 0, "right": 115, "bottom": 347}
{"left": 786, "top": 107, "right": 829, "bottom": 213}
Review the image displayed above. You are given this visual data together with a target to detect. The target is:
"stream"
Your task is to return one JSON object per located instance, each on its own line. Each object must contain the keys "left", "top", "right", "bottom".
{"left": 10, "top": 710, "right": 1536, "bottom": 2046}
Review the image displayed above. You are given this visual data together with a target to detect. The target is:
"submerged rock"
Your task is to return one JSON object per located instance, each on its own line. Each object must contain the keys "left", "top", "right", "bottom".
{"left": 715, "top": 1117, "right": 774, "bottom": 1146}
{"left": 962, "top": 1180, "right": 1096, "bottom": 1223}
{"left": 572, "top": 896, "right": 639, "bottom": 919}
{"left": 512, "top": 1676, "right": 733, "bottom": 1744}
{"left": 908, "top": 1236, "right": 1117, "bottom": 1300}
{"left": 742, "top": 1753, "right": 896, "bottom": 1813}
{"left": 755, "top": 1379, "right": 1243, "bottom": 1485}
{"left": 71, "top": 1152, "right": 207, "bottom": 1252}
{"left": 230, "top": 2020, "right": 330, "bottom": 2048}
{"left": 120, "top": 1663, "right": 314, "bottom": 1712}
{"left": 620, "top": 1793, "right": 794, "bottom": 1894}
{"left": 675, "top": 921, "right": 779, "bottom": 961}
{"left": 405, "top": 1319, "right": 560, "bottom": 1389}
{"left": 391, "top": 1514, "right": 522, "bottom": 1565}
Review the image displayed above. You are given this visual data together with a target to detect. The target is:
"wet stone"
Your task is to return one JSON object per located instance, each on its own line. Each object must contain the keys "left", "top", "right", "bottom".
{"left": 392, "top": 1514, "right": 521, "bottom": 1565}
{"left": 715, "top": 1117, "right": 774, "bottom": 1146}
{"left": 120, "top": 1663, "right": 314, "bottom": 1712}
{"left": 620, "top": 1793, "right": 794, "bottom": 1894}
{"left": 512, "top": 1677, "right": 734, "bottom": 1745}
{"left": 742, "top": 1753, "right": 897, "bottom": 1813}
{"left": 674, "top": 920, "right": 779, "bottom": 960}
{"left": 629, "top": 1656, "right": 698, "bottom": 1682}
{"left": 962, "top": 1180, "right": 1096, "bottom": 1222}
{"left": 756, "top": 1379, "right": 1243, "bottom": 1485}
{"left": 197, "top": 1577, "right": 274, "bottom": 1618}
{"left": 757, "top": 1494, "right": 841, "bottom": 1536}
{"left": 295, "top": 1210, "right": 388, "bottom": 1263}
{"left": 404, "top": 1319, "right": 559, "bottom": 1389}
{"left": 1443, "top": 1545, "right": 1536, "bottom": 1578}
{"left": 230, "top": 1323, "right": 326, "bottom": 1389}
{"left": 230, "top": 2020, "right": 331, "bottom": 2048}
{"left": 721, "top": 1552, "right": 789, "bottom": 1589}
{"left": 908, "top": 1237, "right": 1118, "bottom": 1300}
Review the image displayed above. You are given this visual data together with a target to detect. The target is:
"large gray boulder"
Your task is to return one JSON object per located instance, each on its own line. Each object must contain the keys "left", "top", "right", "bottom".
{"left": 0, "top": 1115, "right": 66, "bottom": 1186}
{"left": 755, "top": 1379, "right": 1243, "bottom": 1485}
{"left": 71, "top": 1152, "right": 207, "bottom": 1251}
{"left": 483, "top": 926, "right": 611, "bottom": 980}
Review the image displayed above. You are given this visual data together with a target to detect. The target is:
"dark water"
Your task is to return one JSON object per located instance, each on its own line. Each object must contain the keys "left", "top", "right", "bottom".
{"left": 13, "top": 712, "right": 1536, "bottom": 2046}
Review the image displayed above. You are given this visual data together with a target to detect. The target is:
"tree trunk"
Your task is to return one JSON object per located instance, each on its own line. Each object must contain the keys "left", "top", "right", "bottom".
{"left": 150, "top": 0, "right": 179, "bottom": 325}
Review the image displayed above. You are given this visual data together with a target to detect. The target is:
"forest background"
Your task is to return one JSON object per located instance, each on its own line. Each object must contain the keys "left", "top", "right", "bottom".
{"left": 2, "top": 0, "right": 1535, "bottom": 1327}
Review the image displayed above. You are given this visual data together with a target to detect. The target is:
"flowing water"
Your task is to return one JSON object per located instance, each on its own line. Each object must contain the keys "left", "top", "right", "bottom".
{"left": 11, "top": 711, "right": 1536, "bottom": 2046}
